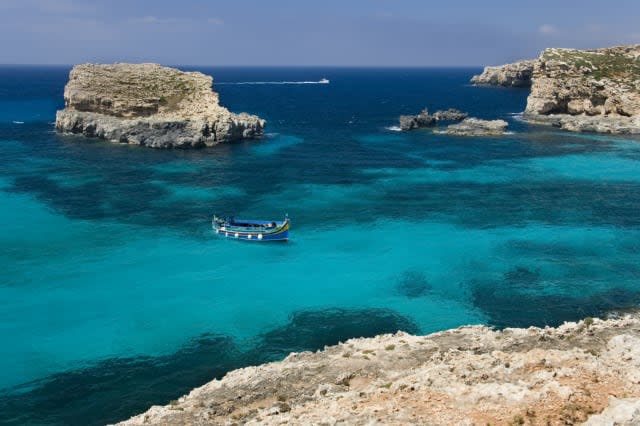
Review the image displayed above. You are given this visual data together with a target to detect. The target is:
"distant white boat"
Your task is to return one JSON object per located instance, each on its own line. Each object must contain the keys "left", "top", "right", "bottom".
{"left": 319, "top": 78, "right": 330, "bottom": 84}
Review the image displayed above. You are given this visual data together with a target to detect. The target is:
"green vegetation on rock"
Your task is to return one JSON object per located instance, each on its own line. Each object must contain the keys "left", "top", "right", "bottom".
{"left": 542, "top": 48, "right": 640, "bottom": 89}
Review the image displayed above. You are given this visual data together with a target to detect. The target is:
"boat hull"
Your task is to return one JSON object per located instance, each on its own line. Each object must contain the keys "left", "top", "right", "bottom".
{"left": 212, "top": 216, "right": 289, "bottom": 242}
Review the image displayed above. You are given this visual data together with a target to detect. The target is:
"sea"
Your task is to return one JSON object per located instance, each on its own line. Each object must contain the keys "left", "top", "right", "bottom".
{"left": 0, "top": 66, "right": 639, "bottom": 425}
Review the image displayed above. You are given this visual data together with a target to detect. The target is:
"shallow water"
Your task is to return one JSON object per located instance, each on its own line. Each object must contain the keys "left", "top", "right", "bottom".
{"left": 0, "top": 66, "right": 639, "bottom": 425}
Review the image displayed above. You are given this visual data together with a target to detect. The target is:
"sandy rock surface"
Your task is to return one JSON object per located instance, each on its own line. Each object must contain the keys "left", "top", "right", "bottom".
{"left": 115, "top": 314, "right": 640, "bottom": 425}
{"left": 55, "top": 63, "right": 265, "bottom": 148}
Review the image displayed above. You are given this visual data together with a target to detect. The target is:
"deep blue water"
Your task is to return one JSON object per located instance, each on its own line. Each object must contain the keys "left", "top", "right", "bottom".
{"left": 1, "top": 66, "right": 639, "bottom": 425}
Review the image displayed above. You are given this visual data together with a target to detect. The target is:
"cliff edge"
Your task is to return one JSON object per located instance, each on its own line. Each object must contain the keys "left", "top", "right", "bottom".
{"left": 115, "top": 314, "right": 640, "bottom": 425}
{"left": 55, "top": 63, "right": 265, "bottom": 148}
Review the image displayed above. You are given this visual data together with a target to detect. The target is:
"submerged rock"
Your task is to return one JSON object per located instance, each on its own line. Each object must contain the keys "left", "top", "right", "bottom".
{"left": 444, "top": 117, "right": 508, "bottom": 136}
{"left": 115, "top": 314, "right": 640, "bottom": 425}
{"left": 471, "top": 59, "right": 536, "bottom": 87}
{"left": 55, "top": 63, "right": 266, "bottom": 148}
{"left": 396, "top": 270, "right": 431, "bottom": 298}
{"left": 523, "top": 45, "right": 640, "bottom": 134}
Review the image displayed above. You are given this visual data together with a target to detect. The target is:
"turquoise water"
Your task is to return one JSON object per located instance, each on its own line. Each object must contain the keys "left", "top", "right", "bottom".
{"left": 0, "top": 66, "right": 639, "bottom": 425}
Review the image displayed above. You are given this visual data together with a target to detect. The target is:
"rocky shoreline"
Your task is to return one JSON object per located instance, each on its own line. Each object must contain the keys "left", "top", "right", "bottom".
{"left": 55, "top": 63, "right": 265, "bottom": 148}
{"left": 116, "top": 314, "right": 640, "bottom": 425}
{"left": 472, "top": 44, "right": 640, "bottom": 135}
{"left": 524, "top": 45, "right": 640, "bottom": 134}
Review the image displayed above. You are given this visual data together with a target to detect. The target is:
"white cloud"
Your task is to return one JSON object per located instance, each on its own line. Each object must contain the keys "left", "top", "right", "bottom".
{"left": 128, "top": 16, "right": 189, "bottom": 25}
{"left": 538, "top": 24, "right": 557, "bottom": 35}
{"left": 128, "top": 16, "right": 224, "bottom": 26}
{"left": 133, "top": 15, "right": 160, "bottom": 24}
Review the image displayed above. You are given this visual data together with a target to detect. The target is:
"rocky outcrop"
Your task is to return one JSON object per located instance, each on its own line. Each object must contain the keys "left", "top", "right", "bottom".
{"left": 471, "top": 60, "right": 537, "bottom": 87}
{"left": 115, "top": 314, "right": 640, "bottom": 425}
{"left": 432, "top": 108, "right": 468, "bottom": 122}
{"left": 399, "top": 108, "right": 436, "bottom": 130}
{"left": 523, "top": 45, "right": 640, "bottom": 134}
{"left": 399, "top": 108, "right": 467, "bottom": 130}
{"left": 55, "top": 63, "right": 265, "bottom": 148}
{"left": 444, "top": 117, "right": 508, "bottom": 136}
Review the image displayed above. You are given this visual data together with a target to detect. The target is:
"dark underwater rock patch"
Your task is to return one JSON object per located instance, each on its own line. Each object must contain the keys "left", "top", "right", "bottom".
{"left": 0, "top": 334, "right": 242, "bottom": 426}
{"left": 0, "top": 307, "right": 419, "bottom": 426}
{"left": 471, "top": 281, "right": 640, "bottom": 329}
{"left": 396, "top": 270, "right": 432, "bottom": 298}
{"left": 504, "top": 266, "right": 541, "bottom": 288}
{"left": 249, "top": 307, "right": 420, "bottom": 363}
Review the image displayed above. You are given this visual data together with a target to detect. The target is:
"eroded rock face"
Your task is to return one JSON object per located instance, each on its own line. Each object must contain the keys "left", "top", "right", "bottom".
{"left": 444, "top": 117, "right": 508, "bottom": 136}
{"left": 523, "top": 45, "right": 640, "bottom": 134}
{"left": 471, "top": 60, "right": 537, "bottom": 87}
{"left": 114, "top": 315, "right": 640, "bottom": 425}
{"left": 55, "top": 63, "right": 266, "bottom": 148}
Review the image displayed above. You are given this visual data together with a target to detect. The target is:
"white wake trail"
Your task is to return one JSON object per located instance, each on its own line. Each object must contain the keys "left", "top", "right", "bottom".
{"left": 216, "top": 80, "right": 328, "bottom": 85}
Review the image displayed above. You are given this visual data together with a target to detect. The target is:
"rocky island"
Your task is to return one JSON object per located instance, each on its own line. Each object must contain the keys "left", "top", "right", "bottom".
{"left": 116, "top": 314, "right": 640, "bottom": 425}
{"left": 472, "top": 44, "right": 640, "bottom": 134}
{"left": 55, "top": 63, "right": 265, "bottom": 148}
{"left": 399, "top": 107, "right": 467, "bottom": 130}
{"left": 399, "top": 108, "right": 508, "bottom": 136}
{"left": 444, "top": 118, "right": 509, "bottom": 136}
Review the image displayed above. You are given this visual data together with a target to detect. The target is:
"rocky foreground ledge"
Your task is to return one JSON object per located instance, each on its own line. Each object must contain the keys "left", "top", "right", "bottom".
{"left": 55, "top": 63, "right": 265, "bottom": 148}
{"left": 116, "top": 315, "right": 640, "bottom": 425}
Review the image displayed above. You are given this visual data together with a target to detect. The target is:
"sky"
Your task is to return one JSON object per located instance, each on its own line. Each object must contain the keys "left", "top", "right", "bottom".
{"left": 1, "top": 0, "right": 640, "bottom": 66}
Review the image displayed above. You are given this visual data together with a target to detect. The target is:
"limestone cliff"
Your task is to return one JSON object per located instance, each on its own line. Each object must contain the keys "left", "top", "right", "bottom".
{"left": 55, "top": 63, "right": 265, "bottom": 148}
{"left": 115, "top": 314, "right": 640, "bottom": 425}
{"left": 523, "top": 45, "right": 640, "bottom": 134}
{"left": 471, "top": 60, "right": 536, "bottom": 87}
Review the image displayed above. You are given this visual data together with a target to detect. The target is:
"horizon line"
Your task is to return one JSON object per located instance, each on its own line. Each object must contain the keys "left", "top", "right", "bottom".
{"left": 0, "top": 63, "right": 487, "bottom": 69}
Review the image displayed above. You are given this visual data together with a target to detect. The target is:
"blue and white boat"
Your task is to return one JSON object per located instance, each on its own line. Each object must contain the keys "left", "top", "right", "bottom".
{"left": 212, "top": 215, "right": 290, "bottom": 241}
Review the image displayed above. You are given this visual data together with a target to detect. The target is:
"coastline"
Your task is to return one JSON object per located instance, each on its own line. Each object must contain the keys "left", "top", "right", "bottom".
{"left": 115, "top": 314, "right": 640, "bottom": 425}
